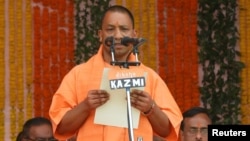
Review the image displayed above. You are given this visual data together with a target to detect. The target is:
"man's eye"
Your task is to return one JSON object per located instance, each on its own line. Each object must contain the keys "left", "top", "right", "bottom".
{"left": 189, "top": 128, "right": 197, "bottom": 134}
{"left": 121, "top": 28, "right": 129, "bottom": 31}
{"left": 201, "top": 128, "right": 208, "bottom": 134}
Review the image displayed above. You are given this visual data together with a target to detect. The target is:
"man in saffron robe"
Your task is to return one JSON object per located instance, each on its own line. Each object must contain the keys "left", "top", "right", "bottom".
{"left": 49, "top": 5, "right": 182, "bottom": 141}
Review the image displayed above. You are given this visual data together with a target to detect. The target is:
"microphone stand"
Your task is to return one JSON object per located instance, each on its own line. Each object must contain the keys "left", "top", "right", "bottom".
{"left": 110, "top": 38, "right": 141, "bottom": 69}
{"left": 126, "top": 87, "right": 135, "bottom": 141}
{"left": 109, "top": 38, "right": 144, "bottom": 141}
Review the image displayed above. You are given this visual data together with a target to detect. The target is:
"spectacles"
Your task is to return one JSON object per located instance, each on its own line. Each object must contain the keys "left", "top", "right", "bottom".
{"left": 24, "top": 137, "right": 58, "bottom": 141}
{"left": 187, "top": 128, "right": 208, "bottom": 136}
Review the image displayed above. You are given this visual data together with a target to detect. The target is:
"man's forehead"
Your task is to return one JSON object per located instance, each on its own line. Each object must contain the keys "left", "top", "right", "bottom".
{"left": 29, "top": 125, "right": 53, "bottom": 137}
{"left": 184, "top": 113, "right": 211, "bottom": 126}
{"left": 102, "top": 12, "right": 133, "bottom": 26}
{"left": 187, "top": 113, "right": 211, "bottom": 120}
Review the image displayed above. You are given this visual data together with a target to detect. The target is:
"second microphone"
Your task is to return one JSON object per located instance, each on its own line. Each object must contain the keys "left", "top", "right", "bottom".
{"left": 105, "top": 36, "right": 146, "bottom": 47}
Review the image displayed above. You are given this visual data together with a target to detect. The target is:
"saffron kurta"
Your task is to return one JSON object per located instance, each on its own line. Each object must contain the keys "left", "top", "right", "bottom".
{"left": 49, "top": 45, "right": 182, "bottom": 141}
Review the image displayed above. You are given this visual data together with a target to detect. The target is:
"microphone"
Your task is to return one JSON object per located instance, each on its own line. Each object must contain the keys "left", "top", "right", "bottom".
{"left": 105, "top": 36, "right": 114, "bottom": 47}
{"left": 121, "top": 37, "right": 146, "bottom": 46}
{"left": 104, "top": 36, "right": 146, "bottom": 47}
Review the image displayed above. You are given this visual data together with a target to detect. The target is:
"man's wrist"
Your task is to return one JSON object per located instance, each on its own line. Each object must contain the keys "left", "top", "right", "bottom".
{"left": 143, "top": 101, "right": 155, "bottom": 116}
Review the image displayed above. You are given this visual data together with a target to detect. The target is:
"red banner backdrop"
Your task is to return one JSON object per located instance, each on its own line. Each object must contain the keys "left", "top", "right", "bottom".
{"left": 32, "top": 0, "right": 75, "bottom": 118}
{"left": 157, "top": 0, "right": 200, "bottom": 112}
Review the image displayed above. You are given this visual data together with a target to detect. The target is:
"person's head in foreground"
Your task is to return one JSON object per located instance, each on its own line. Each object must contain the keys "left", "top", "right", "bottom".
{"left": 180, "top": 107, "right": 212, "bottom": 141}
{"left": 16, "top": 117, "right": 57, "bottom": 141}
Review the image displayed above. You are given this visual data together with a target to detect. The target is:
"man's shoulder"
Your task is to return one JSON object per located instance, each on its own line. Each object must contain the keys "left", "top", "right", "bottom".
{"left": 140, "top": 63, "right": 158, "bottom": 74}
{"left": 72, "top": 62, "right": 93, "bottom": 71}
{"left": 71, "top": 55, "right": 103, "bottom": 73}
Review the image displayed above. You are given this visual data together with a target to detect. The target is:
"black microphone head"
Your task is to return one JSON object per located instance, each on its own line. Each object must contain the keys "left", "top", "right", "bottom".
{"left": 105, "top": 36, "right": 114, "bottom": 47}
{"left": 121, "top": 36, "right": 134, "bottom": 46}
{"left": 121, "top": 37, "right": 146, "bottom": 46}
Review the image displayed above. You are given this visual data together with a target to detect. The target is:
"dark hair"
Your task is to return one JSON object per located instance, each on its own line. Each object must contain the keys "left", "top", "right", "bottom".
{"left": 180, "top": 107, "right": 211, "bottom": 131}
{"left": 16, "top": 131, "right": 23, "bottom": 141}
{"left": 101, "top": 5, "right": 135, "bottom": 29}
{"left": 17, "top": 117, "right": 52, "bottom": 140}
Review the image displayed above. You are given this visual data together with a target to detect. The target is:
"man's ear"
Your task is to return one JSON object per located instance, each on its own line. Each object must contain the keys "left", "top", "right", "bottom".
{"left": 180, "top": 130, "right": 184, "bottom": 141}
{"left": 133, "top": 29, "right": 138, "bottom": 38}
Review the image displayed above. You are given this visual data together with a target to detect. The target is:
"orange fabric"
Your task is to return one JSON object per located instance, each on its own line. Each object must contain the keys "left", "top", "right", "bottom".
{"left": 49, "top": 45, "right": 182, "bottom": 141}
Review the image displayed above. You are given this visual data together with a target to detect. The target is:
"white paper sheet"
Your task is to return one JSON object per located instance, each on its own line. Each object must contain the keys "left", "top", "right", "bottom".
{"left": 94, "top": 68, "right": 147, "bottom": 128}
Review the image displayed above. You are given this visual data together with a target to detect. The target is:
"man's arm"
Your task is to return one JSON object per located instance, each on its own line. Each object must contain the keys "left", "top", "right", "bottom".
{"left": 56, "top": 90, "right": 110, "bottom": 134}
{"left": 146, "top": 103, "right": 171, "bottom": 137}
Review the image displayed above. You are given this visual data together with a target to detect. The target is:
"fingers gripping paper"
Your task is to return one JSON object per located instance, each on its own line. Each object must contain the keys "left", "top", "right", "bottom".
{"left": 94, "top": 68, "right": 147, "bottom": 128}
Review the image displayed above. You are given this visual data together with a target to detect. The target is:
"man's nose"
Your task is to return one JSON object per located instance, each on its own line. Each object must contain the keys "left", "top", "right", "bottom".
{"left": 195, "top": 132, "right": 202, "bottom": 141}
{"left": 113, "top": 28, "right": 123, "bottom": 39}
